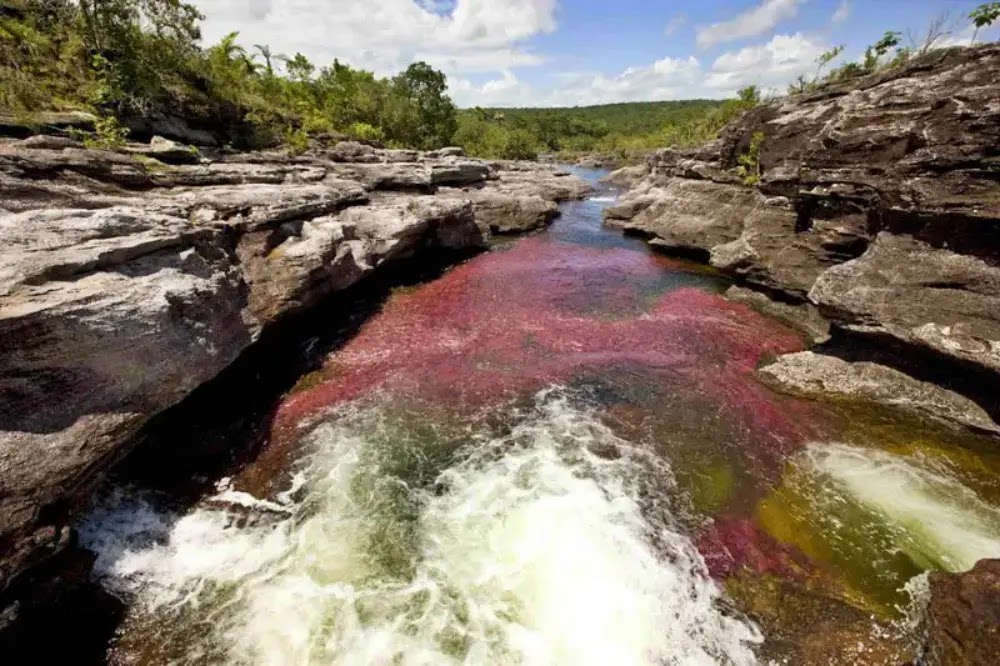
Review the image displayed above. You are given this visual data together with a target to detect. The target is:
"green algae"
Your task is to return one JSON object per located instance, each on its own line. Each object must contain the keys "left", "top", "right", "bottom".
{"left": 757, "top": 440, "right": 1000, "bottom": 618}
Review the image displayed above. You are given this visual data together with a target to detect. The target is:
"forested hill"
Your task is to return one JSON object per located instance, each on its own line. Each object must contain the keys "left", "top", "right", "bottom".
{"left": 458, "top": 101, "right": 724, "bottom": 157}
{"left": 455, "top": 96, "right": 754, "bottom": 161}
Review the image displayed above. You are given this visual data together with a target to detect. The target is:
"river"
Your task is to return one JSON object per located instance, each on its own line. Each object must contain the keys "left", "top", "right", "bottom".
{"left": 79, "top": 168, "right": 1000, "bottom": 665}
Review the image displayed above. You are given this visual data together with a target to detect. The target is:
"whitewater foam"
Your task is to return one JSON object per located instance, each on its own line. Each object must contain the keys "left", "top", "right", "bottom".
{"left": 79, "top": 391, "right": 761, "bottom": 665}
{"left": 804, "top": 443, "right": 1000, "bottom": 573}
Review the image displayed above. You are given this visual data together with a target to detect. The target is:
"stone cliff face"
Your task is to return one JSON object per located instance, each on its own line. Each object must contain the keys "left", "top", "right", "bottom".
{"left": 0, "top": 138, "right": 591, "bottom": 594}
{"left": 607, "top": 44, "right": 1000, "bottom": 433}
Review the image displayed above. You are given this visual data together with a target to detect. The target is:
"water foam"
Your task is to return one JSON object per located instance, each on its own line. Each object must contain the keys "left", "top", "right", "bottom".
{"left": 80, "top": 391, "right": 760, "bottom": 665}
{"left": 804, "top": 443, "right": 1000, "bottom": 573}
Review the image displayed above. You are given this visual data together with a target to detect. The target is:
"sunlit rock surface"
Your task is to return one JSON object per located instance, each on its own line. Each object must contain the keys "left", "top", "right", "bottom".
{"left": 607, "top": 44, "right": 1000, "bottom": 400}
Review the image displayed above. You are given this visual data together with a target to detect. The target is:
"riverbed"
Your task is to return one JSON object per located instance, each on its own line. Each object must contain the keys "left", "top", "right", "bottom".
{"left": 79, "top": 168, "right": 1000, "bottom": 665}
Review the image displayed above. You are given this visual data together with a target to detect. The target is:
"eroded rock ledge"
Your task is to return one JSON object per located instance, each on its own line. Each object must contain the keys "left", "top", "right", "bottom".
{"left": 606, "top": 44, "right": 1000, "bottom": 436}
{"left": 0, "top": 138, "right": 591, "bottom": 593}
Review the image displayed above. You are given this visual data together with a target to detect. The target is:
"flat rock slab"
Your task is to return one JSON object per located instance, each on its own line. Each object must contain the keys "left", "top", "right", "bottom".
{"left": 759, "top": 351, "right": 1000, "bottom": 435}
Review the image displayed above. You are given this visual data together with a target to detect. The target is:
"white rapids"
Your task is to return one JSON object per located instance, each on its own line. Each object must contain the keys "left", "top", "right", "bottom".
{"left": 803, "top": 443, "right": 1000, "bottom": 573}
{"left": 79, "top": 391, "right": 761, "bottom": 666}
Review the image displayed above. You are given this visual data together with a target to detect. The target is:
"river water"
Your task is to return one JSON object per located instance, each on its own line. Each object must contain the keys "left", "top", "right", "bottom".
{"left": 79, "top": 168, "right": 1000, "bottom": 665}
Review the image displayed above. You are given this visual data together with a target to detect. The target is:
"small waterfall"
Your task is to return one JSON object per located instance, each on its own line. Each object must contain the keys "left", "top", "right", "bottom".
{"left": 804, "top": 443, "right": 1000, "bottom": 573}
{"left": 79, "top": 390, "right": 761, "bottom": 665}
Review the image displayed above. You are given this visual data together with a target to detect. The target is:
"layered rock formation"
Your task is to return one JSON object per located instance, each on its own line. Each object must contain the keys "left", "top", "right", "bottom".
{"left": 606, "top": 44, "right": 1000, "bottom": 434}
{"left": 0, "top": 138, "right": 590, "bottom": 593}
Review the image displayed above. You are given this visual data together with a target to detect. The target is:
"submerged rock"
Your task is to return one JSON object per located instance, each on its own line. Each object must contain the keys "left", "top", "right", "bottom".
{"left": 0, "top": 138, "right": 589, "bottom": 594}
{"left": 724, "top": 286, "right": 830, "bottom": 345}
{"left": 923, "top": 559, "right": 1000, "bottom": 666}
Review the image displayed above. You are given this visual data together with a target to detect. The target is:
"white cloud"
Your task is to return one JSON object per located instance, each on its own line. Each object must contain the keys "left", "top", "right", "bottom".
{"left": 935, "top": 21, "right": 1000, "bottom": 49}
{"left": 706, "top": 33, "right": 829, "bottom": 94}
{"left": 664, "top": 15, "right": 687, "bottom": 36}
{"left": 831, "top": 0, "right": 851, "bottom": 24}
{"left": 450, "top": 56, "right": 703, "bottom": 107}
{"left": 696, "top": 0, "right": 803, "bottom": 49}
{"left": 191, "top": 0, "right": 557, "bottom": 76}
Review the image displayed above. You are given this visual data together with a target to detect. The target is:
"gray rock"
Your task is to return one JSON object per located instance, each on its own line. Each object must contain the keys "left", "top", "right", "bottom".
{"left": 0, "top": 140, "right": 591, "bottom": 594}
{"left": 603, "top": 164, "right": 649, "bottom": 189}
{"left": 429, "top": 160, "right": 492, "bottom": 187}
{"left": 606, "top": 180, "right": 752, "bottom": 256}
{"left": 327, "top": 141, "right": 379, "bottom": 163}
{"left": 758, "top": 352, "right": 1000, "bottom": 434}
{"left": 440, "top": 188, "right": 559, "bottom": 234}
{"left": 0, "top": 111, "right": 97, "bottom": 136}
{"left": 126, "top": 136, "right": 201, "bottom": 165}
{"left": 608, "top": 43, "right": 1000, "bottom": 384}
{"left": 809, "top": 233, "right": 1000, "bottom": 376}
{"left": 428, "top": 146, "right": 466, "bottom": 158}
{"left": 725, "top": 286, "right": 830, "bottom": 344}
{"left": 0, "top": 209, "right": 257, "bottom": 589}
{"left": 18, "top": 136, "right": 83, "bottom": 151}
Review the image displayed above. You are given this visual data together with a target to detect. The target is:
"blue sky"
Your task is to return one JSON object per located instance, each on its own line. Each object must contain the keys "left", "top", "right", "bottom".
{"left": 194, "top": 0, "right": 1000, "bottom": 107}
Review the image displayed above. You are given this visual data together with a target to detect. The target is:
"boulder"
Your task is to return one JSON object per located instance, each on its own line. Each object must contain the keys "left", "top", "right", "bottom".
{"left": 809, "top": 233, "right": 1000, "bottom": 376}
{"left": 603, "top": 164, "right": 649, "bottom": 189}
{"left": 0, "top": 208, "right": 257, "bottom": 590}
{"left": 125, "top": 136, "right": 201, "bottom": 165}
{"left": 428, "top": 146, "right": 466, "bottom": 159}
{"left": 18, "top": 136, "right": 83, "bottom": 151}
{"left": 326, "top": 141, "right": 379, "bottom": 163}
{"left": 605, "top": 180, "right": 753, "bottom": 257}
{"left": 0, "top": 111, "right": 97, "bottom": 138}
{"left": 441, "top": 189, "right": 559, "bottom": 234}
{"left": 923, "top": 559, "right": 1000, "bottom": 666}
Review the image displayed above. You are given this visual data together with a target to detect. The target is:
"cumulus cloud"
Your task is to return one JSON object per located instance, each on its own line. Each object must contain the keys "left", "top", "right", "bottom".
{"left": 696, "top": 0, "right": 802, "bottom": 49}
{"left": 831, "top": 0, "right": 851, "bottom": 24}
{"left": 191, "top": 0, "right": 557, "bottom": 75}
{"left": 706, "top": 33, "right": 828, "bottom": 94}
{"left": 451, "top": 56, "right": 702, "bottom": 107}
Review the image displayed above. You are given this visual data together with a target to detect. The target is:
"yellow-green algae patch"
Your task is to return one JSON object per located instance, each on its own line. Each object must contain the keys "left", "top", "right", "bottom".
{"left": 758, "top": 440, "right": 1000, "bottom": 617}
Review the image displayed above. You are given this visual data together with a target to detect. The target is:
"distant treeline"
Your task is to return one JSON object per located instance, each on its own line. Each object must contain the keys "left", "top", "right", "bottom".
{"left": 456, "top": 92, "right": 760, "bottom": 161}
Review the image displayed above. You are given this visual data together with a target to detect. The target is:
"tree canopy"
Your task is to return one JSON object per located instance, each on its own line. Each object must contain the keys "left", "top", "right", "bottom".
{"left": 0, "top": 0, "right": 758, "bottom": 158}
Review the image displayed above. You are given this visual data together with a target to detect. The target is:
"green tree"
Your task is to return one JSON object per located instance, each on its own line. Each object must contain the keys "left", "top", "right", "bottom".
{"left": 815, "top": 45, "right": 845, "bottom": 81}
{"left": 970, "top": 2, "right": 1000, "bottom": 43}
{"left": 392, "top": 61, "right": 457, "bottom": 149}
{"left": 863, "top": 31, "right": 902, "bottom": 71}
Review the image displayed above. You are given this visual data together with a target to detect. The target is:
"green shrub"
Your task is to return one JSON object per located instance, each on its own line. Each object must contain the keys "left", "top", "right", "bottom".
{"left": 737, "top": 132, "right": 765, "bottom": 187}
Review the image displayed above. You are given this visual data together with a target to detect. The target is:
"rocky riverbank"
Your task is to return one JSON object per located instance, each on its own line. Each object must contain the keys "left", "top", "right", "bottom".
{"left": 606, "top": 43, "right": 1000, "bottom": 438}
{"left": 0, "top": 137, "right": 591, "bottom": 600}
